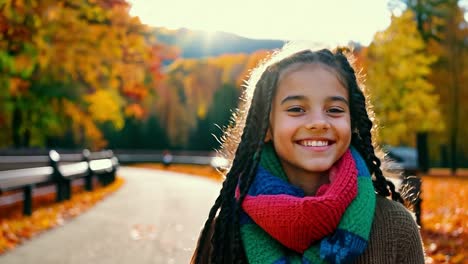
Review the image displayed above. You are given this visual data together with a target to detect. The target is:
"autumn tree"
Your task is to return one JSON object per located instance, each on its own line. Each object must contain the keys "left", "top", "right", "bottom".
{"left": 390, "top": 0, "right": 448, "bottom": 42}
{"left": 0, "top": 0, "right": 169, "bottom": 149}
{"left": 365, "top": 10, "right": 443, "bottom": 146}
{"left": 396, "top": 0, "right": 467, "bottom": 169}
{"left": 426, "top": 2, "right": 467, "bottom": 169}
{"left": 187, "top": 83, "right": 240, "bottom": 150}
{"left": 149, "top": 51, "right": 270, "bottom": 149}
{"left": 422, "top": 1, "right": 466, "bottom": 169}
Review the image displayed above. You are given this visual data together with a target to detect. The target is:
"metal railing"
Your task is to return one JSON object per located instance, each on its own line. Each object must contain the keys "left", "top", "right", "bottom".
{"left": 0, "top": 150, "right": 118, "bottom": 216}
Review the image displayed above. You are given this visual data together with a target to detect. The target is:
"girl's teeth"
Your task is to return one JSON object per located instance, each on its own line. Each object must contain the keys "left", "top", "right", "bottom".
{"left": 301, "top": 140, "right": 328, "bottom": 147}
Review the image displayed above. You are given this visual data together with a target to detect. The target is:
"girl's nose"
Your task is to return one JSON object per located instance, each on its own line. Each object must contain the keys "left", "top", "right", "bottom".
{"left": 305, "top": 116, "right": 331, "bottom": 131}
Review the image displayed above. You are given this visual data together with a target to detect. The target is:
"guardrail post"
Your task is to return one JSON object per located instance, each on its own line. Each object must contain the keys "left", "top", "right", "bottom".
{"left": 100, "top": 151, "right": 109, "bottom": 185}
{"left": 109, "top": 150, "right": 116, "bottom": 184}
{"left": 83, "top": 149, "right": 93, "bottom": 191}
{"left": 23, "top": 185, "right": 33, "bottom": 216}
{"left": 50, "top": 150, "right": 66, "bottom": 202}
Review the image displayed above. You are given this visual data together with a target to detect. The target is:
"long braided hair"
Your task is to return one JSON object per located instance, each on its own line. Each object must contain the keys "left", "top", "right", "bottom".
{"left": 193, "top": 43, "right": 403, "bottom": 263}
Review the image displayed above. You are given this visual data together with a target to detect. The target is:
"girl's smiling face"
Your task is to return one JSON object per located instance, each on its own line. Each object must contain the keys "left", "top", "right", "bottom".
{"left": 266, "top": 63, "right": 352, "bottom": 185}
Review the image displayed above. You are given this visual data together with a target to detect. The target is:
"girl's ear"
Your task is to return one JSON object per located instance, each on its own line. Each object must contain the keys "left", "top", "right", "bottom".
{"left": 264, "top": 128, "right": 272, "bottom": 142}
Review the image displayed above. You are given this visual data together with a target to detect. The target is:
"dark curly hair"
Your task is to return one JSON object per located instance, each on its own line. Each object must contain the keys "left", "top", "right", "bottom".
{"left": 193, "top": 43, "right": 403, "bottom": 263}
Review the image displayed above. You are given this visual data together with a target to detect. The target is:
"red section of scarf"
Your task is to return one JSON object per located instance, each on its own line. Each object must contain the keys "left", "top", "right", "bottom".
{"left": 242, "top": 150, "right": 357, "bottom": 253}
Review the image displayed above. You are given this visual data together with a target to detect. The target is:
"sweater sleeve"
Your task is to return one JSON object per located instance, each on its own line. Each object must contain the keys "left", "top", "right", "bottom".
{"left": 391, "top": 201, "right": 426, "bottom": 263}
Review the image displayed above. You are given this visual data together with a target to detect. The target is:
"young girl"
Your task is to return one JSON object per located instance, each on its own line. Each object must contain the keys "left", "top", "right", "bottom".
{"left": 192, "top": 43, "right": 425, "bottom": 263}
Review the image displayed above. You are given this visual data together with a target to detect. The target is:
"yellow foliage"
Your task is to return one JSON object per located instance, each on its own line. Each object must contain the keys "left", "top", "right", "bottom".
{"left": 62, "top": 99, "right": 107, "bottom": 150}
{"left": 0, "top": 0, "right": 170, "bottom": 148}
{"left": 85, "top": 89, "right": 124, "bottom": 129}
{"left": 366, "top": 10, "right": 444, "bottom": 146}
{"left": 197, "top": 103, "right": 207, "bottom": 119}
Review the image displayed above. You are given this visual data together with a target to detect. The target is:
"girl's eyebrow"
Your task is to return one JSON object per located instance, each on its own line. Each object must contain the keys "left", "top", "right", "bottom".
{"left": 280, "top": 95, "right": 307, "bottom": 105}
{"left": 329, "top": 96, "right": 349, "bottom": 106}
{"left": 280, "top": 95, "right": 349, "bottom": 106}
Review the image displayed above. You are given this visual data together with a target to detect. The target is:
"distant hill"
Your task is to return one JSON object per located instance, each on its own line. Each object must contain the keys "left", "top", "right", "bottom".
{"left": 153, "top": 27, "right": 286, "bottom": 59}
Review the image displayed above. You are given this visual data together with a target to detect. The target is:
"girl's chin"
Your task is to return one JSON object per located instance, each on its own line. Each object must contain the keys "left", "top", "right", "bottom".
{"left": 305, "top": 168, "right": 331, "bottom": 174}
{"left": 299, "top": 164, "right": 333, "bottom": 174}
{"left": 302, "top": 161, "right": 334, "bottom": 172}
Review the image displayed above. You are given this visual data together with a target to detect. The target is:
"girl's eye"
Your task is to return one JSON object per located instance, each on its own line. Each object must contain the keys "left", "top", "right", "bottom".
{"left": 327, "top": 107, "right": 345, "bottom": 114}
{"left": 286, "top": 106, "right": 305, "bottom": 113}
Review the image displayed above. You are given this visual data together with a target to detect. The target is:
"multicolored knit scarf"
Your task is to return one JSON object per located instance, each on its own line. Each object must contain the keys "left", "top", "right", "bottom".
{"left": 238, "top": 143, "right": 376, "bottom": 264}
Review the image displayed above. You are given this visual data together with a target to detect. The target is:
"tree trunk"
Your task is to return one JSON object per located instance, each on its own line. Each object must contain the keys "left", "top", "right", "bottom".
{"left": 12, "top": 101, "right": 22, "bottom": 148}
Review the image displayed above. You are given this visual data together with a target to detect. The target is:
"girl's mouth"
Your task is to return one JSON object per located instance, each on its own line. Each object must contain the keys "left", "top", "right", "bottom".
{"left": 297, "top": 139, "right": 334, "bottom": 147}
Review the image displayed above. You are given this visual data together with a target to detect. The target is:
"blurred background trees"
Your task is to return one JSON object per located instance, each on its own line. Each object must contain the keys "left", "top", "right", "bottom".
{"left": 0, "top": 0, "right": 466, "bottom": 168}
{"left": 364, "top": 9, "right": 443, "bottom": 146}
{"left": 0, "top": 0, "right": 175, "bottom": 149}
{"left": 382, "top": 0, "right": 467, "bottom": 168}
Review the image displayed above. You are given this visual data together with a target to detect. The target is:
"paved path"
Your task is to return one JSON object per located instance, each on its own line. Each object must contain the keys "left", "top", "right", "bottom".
{"left": 0, "top": 167, "right": 221, "bottom": 264}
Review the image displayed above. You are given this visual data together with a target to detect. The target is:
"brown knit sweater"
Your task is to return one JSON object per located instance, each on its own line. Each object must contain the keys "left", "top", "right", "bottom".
{"left": 192, "top": 195, "right": 426, "bottom": 263}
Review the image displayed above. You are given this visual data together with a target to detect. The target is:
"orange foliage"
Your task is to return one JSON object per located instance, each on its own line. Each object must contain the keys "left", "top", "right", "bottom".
{"left": 236, "top": 49, "right": 271, "bottom": 87}
{"left": 420, "top": 176, "right": 467, "bottom": 264}
{"left": 63, "top": 99, "right": 107, "bottom": 150}
{"left": 125, "top": 103, "right": 145, "bottom": 119}
{"left": 8, "top": 77, "right": 30, "bottom": 96}
{"left": 156, "top": 50, "right": 272, "bottom": 146}
{"left": 0, "top": 0, "right": 171, "bottom": 148}
{"left": 149, "top": 42, "right": 179, "bottom": 79}
{"left": 352, "top": 46, "right": 369, "bottom": 78}
{"left": 122, "top": 83, "right": 149, "bottom": 101}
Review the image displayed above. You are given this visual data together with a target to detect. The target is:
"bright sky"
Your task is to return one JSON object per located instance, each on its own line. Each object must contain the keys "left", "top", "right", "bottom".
{"left": 128, "top": 0, "right": 396, "bottom": 46}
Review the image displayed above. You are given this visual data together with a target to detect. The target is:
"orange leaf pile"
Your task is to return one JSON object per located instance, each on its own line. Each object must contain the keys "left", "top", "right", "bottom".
{"left": 420, "top": 176, "right": 467, "bottom": 264}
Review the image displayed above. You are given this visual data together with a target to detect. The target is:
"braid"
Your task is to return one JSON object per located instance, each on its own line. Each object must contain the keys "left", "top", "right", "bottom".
{"left": 351, "top": 91, "right": 390, "bottom": 196}
{"left": 201, "top": 65, "right": 278, "bottom": 263}
{"left": 333, "top": 50, "right": 403, "bottom": 202}
{"left": 208, "top": 73, "right": 270, "bottom": 262}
